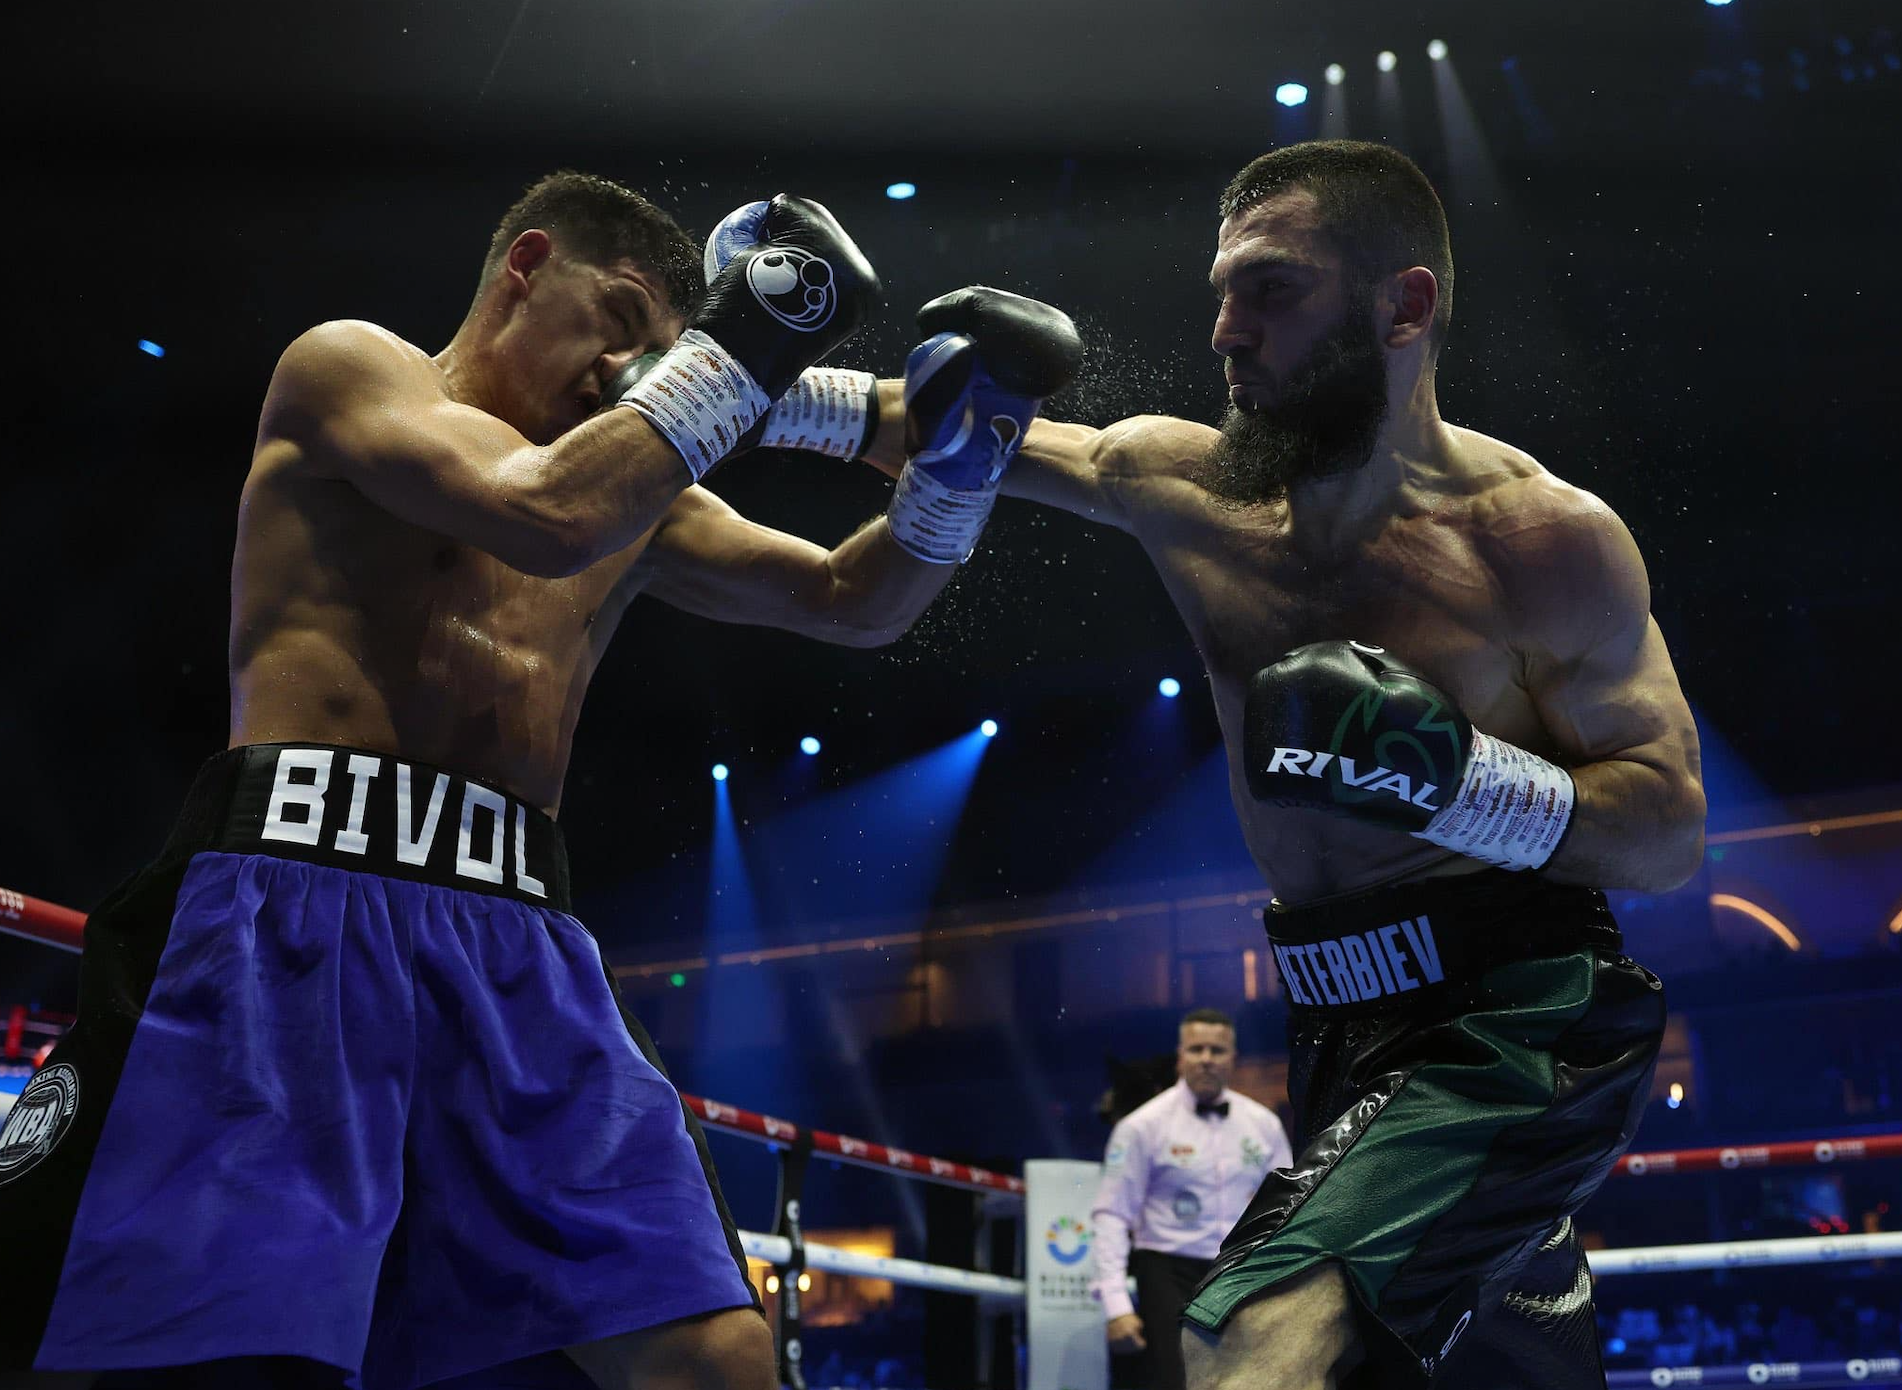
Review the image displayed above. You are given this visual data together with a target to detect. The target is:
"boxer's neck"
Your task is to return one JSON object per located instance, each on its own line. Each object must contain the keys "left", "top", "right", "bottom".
{"left": 1283, "top": 395, "right": 1449, "bottom": 560}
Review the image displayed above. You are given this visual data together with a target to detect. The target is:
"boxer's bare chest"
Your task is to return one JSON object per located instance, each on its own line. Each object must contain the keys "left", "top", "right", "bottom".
{"left": 229, "top": 465, "right": 641, "bottom": 808}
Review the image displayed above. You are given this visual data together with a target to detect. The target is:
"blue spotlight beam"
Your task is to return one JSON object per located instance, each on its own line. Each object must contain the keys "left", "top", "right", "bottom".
{"left": 1078, "top": 742, "right": 1253, "bottom": 888}
{"left": 747, "top": 729, "right": 995, "bottom": 927}
{"left": 695, "top": 774, "right": 789, "bottom": 1110}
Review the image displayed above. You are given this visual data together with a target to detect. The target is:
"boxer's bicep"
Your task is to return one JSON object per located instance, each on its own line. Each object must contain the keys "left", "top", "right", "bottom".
{"left": 1002, "top": 415, "right": 1216, "bottom": 532}
{"left": 998, "top": 420, "right": 1130, "bottom": 524}
{"left": 1519, "top": 509, "right": 1702, "bottom": 798}
{"left": 1506, "top": 500, "right": 1706, "bottom": 888}
{"left": 271, "top": 321, "right": 685, "bottom": 577}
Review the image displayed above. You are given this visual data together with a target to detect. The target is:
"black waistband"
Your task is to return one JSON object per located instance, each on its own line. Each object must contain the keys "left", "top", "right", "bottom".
{"left": 161, "top": 744, "right": 572, "bottom": 910}
{"left": 1264, "top": 869, "right": 1619, "bottom": 1017}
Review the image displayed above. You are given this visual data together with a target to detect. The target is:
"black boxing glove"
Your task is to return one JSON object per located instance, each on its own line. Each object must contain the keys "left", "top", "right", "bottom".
{"left": 912, "top": 286, "right": 1086, "bottom": 398}
{"left": 886, "top": 287, "right": 1084, "bottom": 563}
{"left": 610, "top": 195, "right": 882, "bottom": 479}
{"left": 1243, "top": 640, "right": 1575, "bottom": 870}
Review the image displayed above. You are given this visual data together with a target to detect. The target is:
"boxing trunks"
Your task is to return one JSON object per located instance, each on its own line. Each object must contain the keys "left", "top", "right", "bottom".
{"left": 1184, "top": 869, "right": 1664, "bottom": 1388}
{"left": 0, "top": 744, "right": 757, "bottom": 1387}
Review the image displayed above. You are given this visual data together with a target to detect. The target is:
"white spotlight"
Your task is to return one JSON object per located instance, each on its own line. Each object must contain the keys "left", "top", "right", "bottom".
{"left": 1274, "top": 83, "right": 1308, "bottom": 107}
{"left": 1427, "top": 39, "right": 1448, "bottom": 61}
{"left": 1325, "top": 63, "right": 1346, "bottom": 86}
{"left": 1377, "top": 50, "right": 1398, "bottom": 73}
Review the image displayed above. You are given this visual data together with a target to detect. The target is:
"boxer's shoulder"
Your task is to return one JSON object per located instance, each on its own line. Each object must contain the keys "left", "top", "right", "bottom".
{"left": 1449, "top": 453, "right": 1650, "bottom": 654}
{"left": 1441, "top": 429, "right": 1639, "bottom": 586}
{"left": 1096, "top": 414, "right": 1221, "bottom": 483}
{"left": 272, "top": 319, "right": 433, "bottom": 399}
{"left": 262, "top": 320, "right": 438, "bottom": 446}
{"left": 1093, "top": 415, "right": 1226, "bottom": 529}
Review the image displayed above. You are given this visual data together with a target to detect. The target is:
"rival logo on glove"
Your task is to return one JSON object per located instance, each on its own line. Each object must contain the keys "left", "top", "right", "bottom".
{"left": 1260, "top": 747, "right": 1442, "bottom": 813}
{"left": 746, "top": 248, "right": 836, "bottom": 332}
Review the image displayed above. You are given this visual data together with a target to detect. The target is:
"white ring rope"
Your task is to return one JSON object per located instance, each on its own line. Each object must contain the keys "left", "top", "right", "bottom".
{"left": 738, "top": 1230, "right": 1025, "bottom": 1299}
{"left": 1588, "top": 1231, "right": 1902, "bottom": 1276}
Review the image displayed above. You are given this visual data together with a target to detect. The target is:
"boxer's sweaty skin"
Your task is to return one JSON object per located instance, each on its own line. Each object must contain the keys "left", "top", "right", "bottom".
{"left": 232, "top": 257, "right": 681, "bottom": 816}
{"left": 862, "top": 188, "right": 1702, "bottom": 904}
{"left": 232, "top": 243, "right": 922, "bottom": 815}
{"left": 1015, "top": 410, "right": 1706, "bottom": 904}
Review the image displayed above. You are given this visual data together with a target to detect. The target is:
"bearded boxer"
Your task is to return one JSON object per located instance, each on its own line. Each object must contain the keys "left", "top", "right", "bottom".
{"left": 0, "top": 173, "right": 1080, "bottom": 1388}
{"left": 865, "top": 141, "right": 1704, "bottom": 1389}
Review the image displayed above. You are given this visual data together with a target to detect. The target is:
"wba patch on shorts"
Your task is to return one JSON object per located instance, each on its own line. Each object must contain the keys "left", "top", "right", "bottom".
{"left": 0, "top": 1063, "right": 82, "bottom": 1184}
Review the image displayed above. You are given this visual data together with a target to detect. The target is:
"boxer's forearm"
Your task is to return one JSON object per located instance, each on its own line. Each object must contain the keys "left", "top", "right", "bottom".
{"left": 1540, "top": 758, "right": 1706, "bottom": 893}
{"left": 816, "top": 514, "right": 960, "bottom": 644}
{"left": 513, "top": 411, "right": 695, "bottom": 573}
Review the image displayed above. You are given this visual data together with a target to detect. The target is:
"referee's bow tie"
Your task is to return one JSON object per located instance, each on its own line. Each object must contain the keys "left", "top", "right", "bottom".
{"left": 1195, "top": 1098, "right": 1230, "bottom": 1118}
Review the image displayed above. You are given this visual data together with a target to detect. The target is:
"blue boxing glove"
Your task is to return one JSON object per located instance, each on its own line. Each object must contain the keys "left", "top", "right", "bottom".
{"left": 887, "top": 287, "right": 1083, "bottom": 563}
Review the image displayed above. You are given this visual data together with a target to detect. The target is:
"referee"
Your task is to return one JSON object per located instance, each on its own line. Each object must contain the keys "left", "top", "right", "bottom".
{"left": 1090, "top": 1008, "right": 1291, "bottom": 1390}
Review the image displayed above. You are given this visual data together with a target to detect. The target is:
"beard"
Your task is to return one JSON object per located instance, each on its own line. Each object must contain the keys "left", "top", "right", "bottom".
{"left": 1195, "top": 290, "right": 1390, "bottom": 506}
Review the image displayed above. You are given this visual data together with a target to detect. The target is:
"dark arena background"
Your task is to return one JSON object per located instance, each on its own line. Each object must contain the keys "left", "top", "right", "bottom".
{"left": 5, "top": 0, "right": 1901, "bottom": 1385}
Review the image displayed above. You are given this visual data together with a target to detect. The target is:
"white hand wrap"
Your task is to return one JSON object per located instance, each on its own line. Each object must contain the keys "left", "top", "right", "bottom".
{"left": 1412, "top": 730, "right": 1575, "bottom": 871}
{"left": 757, "top": 368, "right": 875, "bottom": 459}
{"left": 613, "top": 329, "right": 772, "bottom": 481}
{"left": 886, "top": 462, "right": 998, "bottom": 565}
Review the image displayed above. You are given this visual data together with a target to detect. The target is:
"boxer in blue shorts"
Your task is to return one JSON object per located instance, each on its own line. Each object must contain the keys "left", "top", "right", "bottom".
{"left": 0, "top": 174, "right": 1080, "bottom": 1386}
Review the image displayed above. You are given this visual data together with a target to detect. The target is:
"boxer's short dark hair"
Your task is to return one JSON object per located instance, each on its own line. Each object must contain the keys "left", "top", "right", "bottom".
{"left": 1180, "top": 1007, "right": 1235, "bottom": 1033}
{"left": 1219, "top": 140, "right": 1454, "bottom": 345}
{"left": 483, "top": 171, "right": 705, "bottom": 317}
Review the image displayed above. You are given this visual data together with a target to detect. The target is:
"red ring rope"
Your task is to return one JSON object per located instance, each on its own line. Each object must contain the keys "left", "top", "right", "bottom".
{"left": 0, "top": 884, "right": 1025, "bottom": 1195}
{"left": 7, "top": 885, "right": 1898, "bottom": 1190}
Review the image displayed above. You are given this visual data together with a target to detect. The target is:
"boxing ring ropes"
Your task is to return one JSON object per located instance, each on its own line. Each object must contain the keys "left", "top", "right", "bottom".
{"left": 6, "top": 885, "right": 1902, "bottom": 1389}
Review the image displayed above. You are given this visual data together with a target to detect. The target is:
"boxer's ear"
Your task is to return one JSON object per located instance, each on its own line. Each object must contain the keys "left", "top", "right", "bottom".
{"left": 503, "top": 229, "right": 556, "bottom": 289}
{"left": 1382, "top": 266, "right": 1439, "bottom": 349}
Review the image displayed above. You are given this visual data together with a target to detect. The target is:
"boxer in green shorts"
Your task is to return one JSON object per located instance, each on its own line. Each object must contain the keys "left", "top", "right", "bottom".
{"left": 859, "top": 139, "right": 1704, "bottom": 1387}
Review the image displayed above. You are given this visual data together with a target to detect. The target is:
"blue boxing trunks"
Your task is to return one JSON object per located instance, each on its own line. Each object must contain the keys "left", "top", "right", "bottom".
{"left": 0, "top": 744, "right": 758, "bottom": 1386}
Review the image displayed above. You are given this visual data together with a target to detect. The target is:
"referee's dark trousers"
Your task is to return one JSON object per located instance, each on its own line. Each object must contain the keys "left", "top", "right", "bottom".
{"left": 1109, "top": 1249, "right": 1214, "bottom": 1390}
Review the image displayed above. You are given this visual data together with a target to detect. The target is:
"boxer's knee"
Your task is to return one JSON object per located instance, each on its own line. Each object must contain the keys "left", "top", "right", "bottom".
{"left": 567, "top": 1306, "right": 775, "bottom": 1390}
{"left": 1181, "top": 1264, "right": 1360, "bottom": 1390}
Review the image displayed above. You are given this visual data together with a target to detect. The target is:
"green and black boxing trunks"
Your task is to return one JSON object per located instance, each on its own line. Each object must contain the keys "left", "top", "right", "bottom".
{"left": 1185, "top": 869, "right": 1665, "bottom": 1388}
